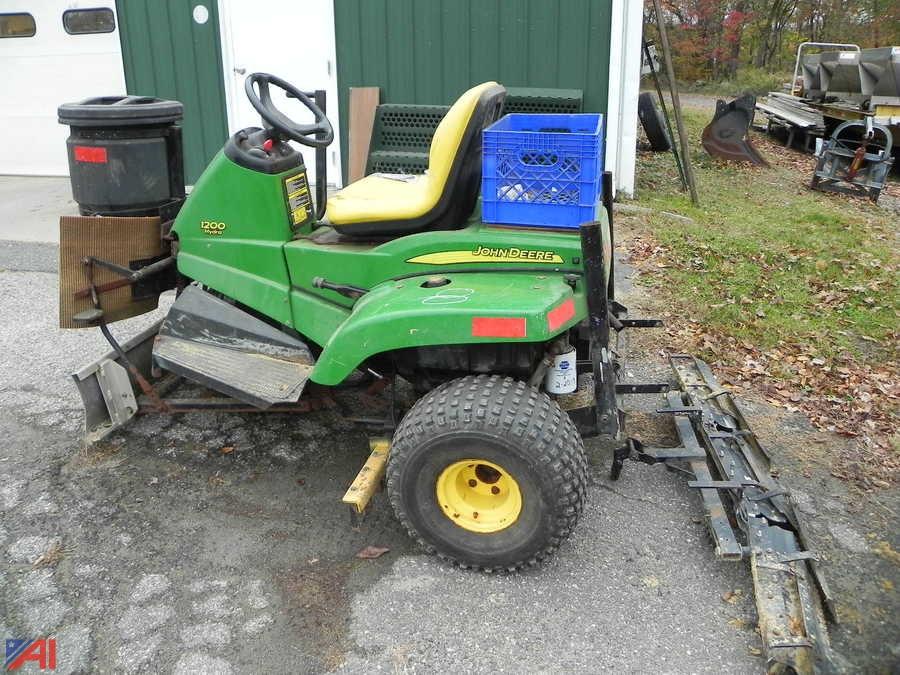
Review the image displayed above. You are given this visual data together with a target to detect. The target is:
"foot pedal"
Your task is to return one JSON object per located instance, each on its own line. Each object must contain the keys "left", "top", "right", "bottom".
{"left": 153, "top": 285, "right": 314, "bottom": 408}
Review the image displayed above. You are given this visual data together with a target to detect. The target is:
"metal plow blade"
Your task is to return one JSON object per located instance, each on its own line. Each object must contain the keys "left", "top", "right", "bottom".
{"left": 72, "top": 319, "right": 163, "bottom": 445}
{"left": 702, "top": 94, "right": 769, "bottom": 166}
{"left": 670, "top": 355, "right": 841, "bottom": 674}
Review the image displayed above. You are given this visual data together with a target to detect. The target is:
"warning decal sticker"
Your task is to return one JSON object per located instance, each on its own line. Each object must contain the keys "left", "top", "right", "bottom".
{"left": 284, "top": 171, "right": 311, "bottom": 226}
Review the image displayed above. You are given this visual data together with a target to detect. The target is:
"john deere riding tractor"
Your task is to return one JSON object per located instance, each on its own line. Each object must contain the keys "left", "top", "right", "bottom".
{"left": 60, "top": 75, "right": 615, "bottom": 572}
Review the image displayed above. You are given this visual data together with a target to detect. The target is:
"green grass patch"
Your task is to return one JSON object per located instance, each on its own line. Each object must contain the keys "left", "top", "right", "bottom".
{"left": 678, "top": 68, "right": 793, "bottom": 97}
{"left": 633, "top": 108, "right": 898, "bottom": 362}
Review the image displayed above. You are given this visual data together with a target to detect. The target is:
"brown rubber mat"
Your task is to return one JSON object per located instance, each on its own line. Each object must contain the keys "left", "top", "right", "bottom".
{"left": 58, "top": 215, "right": 165, "bottom": 328}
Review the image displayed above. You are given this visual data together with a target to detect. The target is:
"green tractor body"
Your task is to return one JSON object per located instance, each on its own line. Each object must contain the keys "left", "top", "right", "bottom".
{"left": 173, "top": 149, "right": 601, "bottom": 386}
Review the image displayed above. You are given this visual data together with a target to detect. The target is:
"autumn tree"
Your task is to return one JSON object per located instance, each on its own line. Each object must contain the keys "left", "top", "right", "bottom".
{"left": 651, "top": 0, "right": 900, "bottom": 83}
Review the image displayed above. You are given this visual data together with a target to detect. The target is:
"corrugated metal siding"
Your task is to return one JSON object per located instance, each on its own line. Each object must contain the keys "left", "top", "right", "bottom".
{"left": 333, "top": 0, "right": 613, "bottom": 182}
{"left": 116, "top": 0, "right": 228, "bottom": 183}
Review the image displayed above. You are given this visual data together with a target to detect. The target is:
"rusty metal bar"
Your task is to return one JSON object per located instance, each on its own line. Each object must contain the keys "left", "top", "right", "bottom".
{"left": 669, "top": 354, "right": 839, "bottom": 674}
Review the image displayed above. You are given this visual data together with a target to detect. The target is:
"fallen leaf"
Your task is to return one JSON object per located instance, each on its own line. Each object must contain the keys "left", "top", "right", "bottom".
{"left": 33, "top": 542, "right": 65, "bottom": 568}
{"left": 872, "top": 541, "right": 900, "bottom": 565}
{"left": 722, "top": 589, "right": 743, "bottom": 604}
{"left": 220, "top": 446, "right": 234, "bottom": 454}
{"left": 356, "top": 545, "right": 390, "bottom": 560}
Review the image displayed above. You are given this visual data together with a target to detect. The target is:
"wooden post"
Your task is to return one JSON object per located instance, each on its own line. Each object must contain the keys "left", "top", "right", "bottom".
{"left": 347, "top": 87, "right": 380, "bottom": 183}
{"left": 651, "top": 0, "right": 699, "bottom": 206}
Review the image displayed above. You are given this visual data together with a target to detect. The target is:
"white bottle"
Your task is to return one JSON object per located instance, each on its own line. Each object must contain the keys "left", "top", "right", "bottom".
{"left": 544, "top": 346, "right": 577, "bottom": 394}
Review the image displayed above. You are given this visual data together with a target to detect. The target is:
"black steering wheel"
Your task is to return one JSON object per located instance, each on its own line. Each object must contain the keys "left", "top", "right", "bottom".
{"left": 244, "top": 72, "right": 333, "bottom": 148}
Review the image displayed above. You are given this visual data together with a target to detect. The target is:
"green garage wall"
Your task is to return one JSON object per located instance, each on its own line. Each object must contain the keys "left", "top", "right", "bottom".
{"left": 333, "top": 0, "right": 614, "bottom": 183}
{"left": 116, "top": 0, "right": 229, "bottom": 183}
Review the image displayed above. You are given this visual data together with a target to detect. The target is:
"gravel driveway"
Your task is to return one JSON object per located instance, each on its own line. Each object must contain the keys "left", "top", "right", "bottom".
{"left": 1, "top": 240, "right": 764, "bottom": 673}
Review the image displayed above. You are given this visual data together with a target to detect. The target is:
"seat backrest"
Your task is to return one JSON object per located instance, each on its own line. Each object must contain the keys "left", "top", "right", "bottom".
{"left": 428, "top": 83, "right": 498, "bottom": 189}
{"left": 424, "top": 82, "right": 506, "bottom": 230}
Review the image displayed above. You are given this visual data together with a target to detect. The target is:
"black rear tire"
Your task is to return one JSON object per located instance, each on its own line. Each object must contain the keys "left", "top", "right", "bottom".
{"left": 638, "top": 92, "right": 672, "bottom": 152}
{"left": 386, "top": 375, "right": 588, "bottom": 571}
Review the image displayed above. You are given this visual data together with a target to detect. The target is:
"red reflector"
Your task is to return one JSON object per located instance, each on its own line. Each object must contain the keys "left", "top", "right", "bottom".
{"left": 472, "top": 317, "right": 527, "bottom": 338}
{"left": 547, "top": 298, "right": 575, "bottom": 331}
{"left": 74, "top": 146, "right": 108, "bottom": 163}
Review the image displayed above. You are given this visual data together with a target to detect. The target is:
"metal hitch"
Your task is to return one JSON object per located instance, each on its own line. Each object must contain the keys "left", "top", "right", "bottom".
{"left": 811, "top": 118, "right": 894, "bottom": 203}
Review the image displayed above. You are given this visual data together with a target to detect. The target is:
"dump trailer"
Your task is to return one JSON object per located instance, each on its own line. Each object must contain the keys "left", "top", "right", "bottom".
{"left": 763, "top": 43, "right": 900, "bottom": 162}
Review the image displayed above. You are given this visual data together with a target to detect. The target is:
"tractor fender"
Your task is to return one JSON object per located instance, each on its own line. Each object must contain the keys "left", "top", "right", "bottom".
{"left": 309, "top": 272, "right": 585, "bottom": 385}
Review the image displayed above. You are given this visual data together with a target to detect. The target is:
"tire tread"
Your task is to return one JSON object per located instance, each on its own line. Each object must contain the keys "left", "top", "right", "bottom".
{"left": 386, "top": 375, "right": 589, "bottom": 572}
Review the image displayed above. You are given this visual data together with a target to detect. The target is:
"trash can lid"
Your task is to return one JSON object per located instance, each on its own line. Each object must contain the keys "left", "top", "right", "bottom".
{"left": 58, "top": 96, "right": 183, "bottom": 127}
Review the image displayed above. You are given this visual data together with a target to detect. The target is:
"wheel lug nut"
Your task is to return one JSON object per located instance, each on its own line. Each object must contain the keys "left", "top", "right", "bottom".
{"left": 468, "top": 479, "right": 477, "bottom": 487}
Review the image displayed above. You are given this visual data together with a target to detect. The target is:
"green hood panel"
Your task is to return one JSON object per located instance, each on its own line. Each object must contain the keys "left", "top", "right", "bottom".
{"left": 309, "top": 272, "right": 585, "bottom": 385}
{"left": 283, "top": 220, "right": 598, "bottom": 311}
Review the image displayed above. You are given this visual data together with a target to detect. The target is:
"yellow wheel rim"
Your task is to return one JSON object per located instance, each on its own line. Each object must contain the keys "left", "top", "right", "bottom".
{"left": 435, "top": 459, "right": 522, "bottom": 533}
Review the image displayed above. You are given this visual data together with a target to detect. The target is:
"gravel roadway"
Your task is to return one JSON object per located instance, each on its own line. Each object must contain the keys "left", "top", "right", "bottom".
{"left": 0, "top": 240, "right": 765, "bottom": 673}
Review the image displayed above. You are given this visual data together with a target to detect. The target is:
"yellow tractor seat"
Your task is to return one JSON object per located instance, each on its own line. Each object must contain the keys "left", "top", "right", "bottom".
{"left": 325, "top": 82, "right": 506, "bottom": 237}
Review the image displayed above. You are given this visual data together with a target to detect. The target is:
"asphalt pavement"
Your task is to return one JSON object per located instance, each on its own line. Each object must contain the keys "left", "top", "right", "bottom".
{"left": 0, "top": 227, "right": 763, "bottom": 673}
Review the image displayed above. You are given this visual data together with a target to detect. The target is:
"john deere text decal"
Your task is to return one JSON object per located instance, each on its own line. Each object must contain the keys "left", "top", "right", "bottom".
{"left": 407, "top": 246, "right": 564, "bottom": 265}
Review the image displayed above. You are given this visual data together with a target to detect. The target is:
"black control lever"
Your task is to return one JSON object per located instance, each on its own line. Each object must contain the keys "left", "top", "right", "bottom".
{"left": 312, "top": 277, "right": 368, "bottom": 300}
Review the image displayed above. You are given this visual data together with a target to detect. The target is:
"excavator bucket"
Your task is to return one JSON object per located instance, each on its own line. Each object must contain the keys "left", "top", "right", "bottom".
{"left": 702, "top": 94, "right": 769, "bottom": 166}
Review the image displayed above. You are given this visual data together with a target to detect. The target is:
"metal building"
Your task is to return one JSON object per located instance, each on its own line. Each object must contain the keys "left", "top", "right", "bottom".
{"left": 0, "top": 0, "right": 643, "bottom": 194}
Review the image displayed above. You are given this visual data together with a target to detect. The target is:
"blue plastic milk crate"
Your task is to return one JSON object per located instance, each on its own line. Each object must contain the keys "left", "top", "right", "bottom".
{"left": 481, "top": 113, "right": 605, "bottom": 229}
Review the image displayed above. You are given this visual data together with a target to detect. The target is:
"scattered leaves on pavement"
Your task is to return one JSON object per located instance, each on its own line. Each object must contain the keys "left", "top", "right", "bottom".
{"left": 722, "top": 589, "right": 743, "bottom": 604}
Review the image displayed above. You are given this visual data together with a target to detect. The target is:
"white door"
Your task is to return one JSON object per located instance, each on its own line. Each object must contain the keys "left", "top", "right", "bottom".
{"left": 219, "top": 0, "right": 343, "bottom": 188}
{"left": 0, "top": 1, "right": 126, "bottom": 176}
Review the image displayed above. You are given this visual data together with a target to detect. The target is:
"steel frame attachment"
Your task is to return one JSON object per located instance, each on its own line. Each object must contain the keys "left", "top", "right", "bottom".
{"left": 613, "top": 355, "right": 840, "bottom": 674}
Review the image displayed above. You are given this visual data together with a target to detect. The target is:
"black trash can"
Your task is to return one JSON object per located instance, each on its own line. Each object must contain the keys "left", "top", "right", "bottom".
{"left": 58, "top": 96, "right": 185, "bottom": 218}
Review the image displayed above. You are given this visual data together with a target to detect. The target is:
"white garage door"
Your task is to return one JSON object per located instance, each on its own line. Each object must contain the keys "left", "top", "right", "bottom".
{"left": 0, "top": 1, "right": 126, "bottom": 176}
